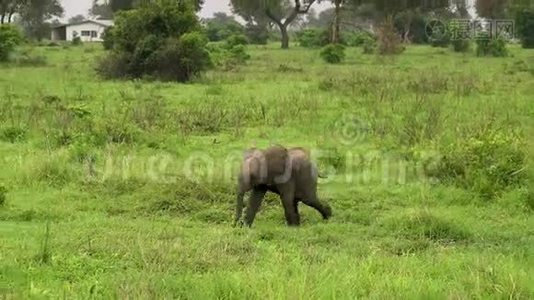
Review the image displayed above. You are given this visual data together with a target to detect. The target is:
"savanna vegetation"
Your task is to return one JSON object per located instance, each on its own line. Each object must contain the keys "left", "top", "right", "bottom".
{"left": 1, "top": 0, "right": 533, "bottom": 298}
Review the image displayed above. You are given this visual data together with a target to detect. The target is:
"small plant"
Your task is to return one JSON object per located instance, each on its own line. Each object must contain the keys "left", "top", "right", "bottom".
{"left": 320, "top": 44, "right": 345, "bottom": 64}
{"left": 36, "top": 222, "right": 52, "bottom": 264}
{"left": 476, "top": 38, "right": 508, "bottom": 57}
{"left": 362, "top": 38, "right": 376, "bottom": 54}
{"left": 0, "top": 125, "right": 27, "bottom": 143}
{"left": 0, "top": 184, "right": 6, "bottom": 206}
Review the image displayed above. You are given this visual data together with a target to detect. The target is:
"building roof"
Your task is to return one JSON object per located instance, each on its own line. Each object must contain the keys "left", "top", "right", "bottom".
{"left": 52, "top": 19, "right": 114, "bottom": 29}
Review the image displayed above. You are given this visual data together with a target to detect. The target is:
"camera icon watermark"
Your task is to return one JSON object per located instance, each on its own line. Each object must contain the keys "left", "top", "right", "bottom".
{"left": 333, "top": 113, "right": 370, "bottom": 146}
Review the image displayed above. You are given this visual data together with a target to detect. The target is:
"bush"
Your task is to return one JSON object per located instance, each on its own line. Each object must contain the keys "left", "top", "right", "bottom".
{"left": 72, "top": 36, "right": 82, "bottom": 46}
{"left": 343, "top": 30, "right": 375, "bottom": 47}
{"left": 0, "top": 25, "right": 22, "bottom": 62}
{"left": 449, "top": 22, "right": 470, "bottom": 52}
{"left": 320, "top": 44, "right": 345, "bottom": 64}
{"left": 245, "top": 23, "right": 269, "bottom": 45}
{"left": 435, "top": 130, "right": 526, "bottom": 199}
{"left": 376, "top": 17, "right": 405, "bottom": 55}
{"left": 516, "top": 9, "right": 534, "bottom": 49}
{"left": 96, "top": 1, "right": 211, "bottom": 82}
{"left": 394, "top": 13, "right": 428, "bottom": 44}
{"left": 476, "top": 38, "right": 508, "bottom": 57}
{"left": 362, "top": 37, "right": 377, "bottom": 54}
{"left": 225, "top": 34, "right": 248, "bottom": 48}
{"left": 296, "top": 28, "right": 329, "bottom": 48}
{"left": 429, "top": 31, "right": 450, "bottom": 48}
{"left": 452, "top": 39, "right": 471, "bottom": 52}
{"left": 102, "top": 26, "right": 114, "bottom": 50}
{"left": 226, "top": 44, "right": 250, "bottom": 64}
{"left": 206, "top": 42, "right": 250, "bottom": 69}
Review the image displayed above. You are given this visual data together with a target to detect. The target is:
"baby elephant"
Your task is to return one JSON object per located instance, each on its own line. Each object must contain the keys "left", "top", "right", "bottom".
{"left": 235, "top": 145, "right": 332, "bottom": 227}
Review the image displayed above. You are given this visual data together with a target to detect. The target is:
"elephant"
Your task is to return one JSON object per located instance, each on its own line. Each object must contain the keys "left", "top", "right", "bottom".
{"left": 234, "top": 145, "right": 332, "bottom": 227}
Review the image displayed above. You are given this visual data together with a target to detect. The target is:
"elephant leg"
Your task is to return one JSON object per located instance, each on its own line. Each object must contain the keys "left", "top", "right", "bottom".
{"left": 244, "top": 187, "right": 267, "bottom": 227}
{"left": 302, "top": 191, "right": 332, "bottom": 220}
{"left": 279, "top": 184, "right": 299, "bottom": 226}
{"left": 235, "top": 191, "right": 246, "bottom": 227}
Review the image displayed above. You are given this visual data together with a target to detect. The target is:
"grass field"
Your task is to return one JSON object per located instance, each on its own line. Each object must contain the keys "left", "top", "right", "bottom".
{"left": 1, "top": 42, "right": 533, "bottom": 299}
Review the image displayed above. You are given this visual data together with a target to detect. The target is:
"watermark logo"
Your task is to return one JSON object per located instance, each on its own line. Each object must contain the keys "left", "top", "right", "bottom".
{"left": 333, "top": 113, "right": 370, "bottom": 146}
{"left": 425, "top": 19, "right": 515, "bottom": 41}
{"left": 426, "top": 19, "right": 448, "bottom": 42}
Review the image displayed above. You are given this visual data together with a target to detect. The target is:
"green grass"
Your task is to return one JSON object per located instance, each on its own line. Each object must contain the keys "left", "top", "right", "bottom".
{"left": 0, "top": 42, "right": 533, "bottom": 299}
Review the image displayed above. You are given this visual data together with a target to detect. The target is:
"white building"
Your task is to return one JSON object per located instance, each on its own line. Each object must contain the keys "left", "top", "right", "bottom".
{"left": 51, "top": 19, "right": 114, "bottom": 42}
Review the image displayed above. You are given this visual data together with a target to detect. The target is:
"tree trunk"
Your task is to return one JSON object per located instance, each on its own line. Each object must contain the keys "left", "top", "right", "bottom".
{"left": 1, "top": 14, "right": 5, "bottom": 24}
{"left": 331, "top": 0, "right": 341, "bottom": 43}
{"left": 280, "top": 25, "right": 289, "bottom": 49}
{"left": 266, "top": 0, "right": 316, "bottom": 49}
{"left": 8, "top": 12, "right": 13, "bottom": 23}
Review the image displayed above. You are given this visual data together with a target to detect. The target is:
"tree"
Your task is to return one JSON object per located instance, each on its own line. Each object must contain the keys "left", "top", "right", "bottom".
{"left": 231, "top": 0, "right": 317, "bottom": 49}
{"left": 19, "top": 0, "right": 64, "bottom": 40}
{"left": 89, "top": 0, "right": 113, "bottom": 19}
{"left": 68, "top": 14, "right": 86, "bottom": 24}
{"left": 475, "top": 0, "right": 511, "bottom": 19}
{"left": 0, "top": 0, "right": 25, "bottom": 24}
{"left": 203, "top": 12, "right": 244, "bottom": 42}
{"left": 110, "top": 0, "right": 204, "bottom": 12}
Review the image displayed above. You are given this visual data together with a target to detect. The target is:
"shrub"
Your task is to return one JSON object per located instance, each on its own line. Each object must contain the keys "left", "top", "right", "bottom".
{"left": 206, "top": 41, "right": 250, "bottom": 68}
{"left": 102, "top": 26, "right": 114, "bottom": 50}
{"left": 376, "top": 17, "right": 405, "bottom": 55}
{"left": 362, "top": 37, "right": 376, "bottom": 54}
{"left": 245, "top": 22, "right": 269, "bottom": 45}
{"left": 0, "top": 25, "right": 22, "bottom": 62}
{"left": 72, "top": 36, "right": 82, "bottom": 46}
{"left": 225, "top": 34, "right": 248, "bottom": 48}
{"left": 320, "top": 44, "right": 345, "bottom": 64}
{"left": 451, "top": 39, "right": 471, "bottom": 52}
{"left": 96, "top": 1, "right": 211, "bottom": 82}
{"left": 429, "top": 31, "right": 451, "bottom": 48}
{"left": 476, "top": 38, "right": 508, "bottom": 57}
{"left": 344, "top": 30, "right": 375, "bottom": 47}
{"left": 226, "top": 44, "right": 250, "bottom": 64}
{"left": 296, "top": 28, "right": 329, "bottom": 48}
{"left": 516, "top": 9, "right": 534, "bottom": 49}
{"left": 13, "top": 48, "right": 47, "bottom": 67}
{"left": 449, "top": 22, "right": 470, "bottom": 52}
{"left": 436, "top": 130, "right": 526, "bottom": 199}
